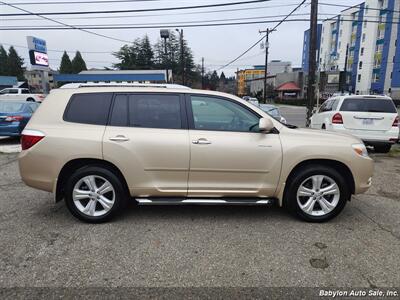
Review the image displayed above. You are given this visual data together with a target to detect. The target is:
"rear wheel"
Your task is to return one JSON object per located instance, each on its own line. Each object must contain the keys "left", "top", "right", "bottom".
{"left": 26, "top": 97, "right": 35, "bottom": 102}
{"left": 285, "top": 165, "right": 350, "bottom": 222}
{"left": 65, "top": 166, "right": 126, "bottom": 223}
{"left": 374, "top": 144, "right": 391, "bottom": 153}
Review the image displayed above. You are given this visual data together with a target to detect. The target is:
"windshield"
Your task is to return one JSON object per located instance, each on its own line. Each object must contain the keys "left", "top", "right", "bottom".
{"left": 0, "top": 102, "right": 24, "bottom": 113}
{"left": 340, "top": 98, "right": 397, "bottom": 113}
{"left": 260, "top": 105, "right": 280, "bottom": 117}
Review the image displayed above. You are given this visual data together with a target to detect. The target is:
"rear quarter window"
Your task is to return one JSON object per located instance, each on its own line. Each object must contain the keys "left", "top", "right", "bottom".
{"left": 340, "top": 98, "right": 397, "bottom": 113}
{"left": 64, "top": 93, "right": 113, "bottom": 125}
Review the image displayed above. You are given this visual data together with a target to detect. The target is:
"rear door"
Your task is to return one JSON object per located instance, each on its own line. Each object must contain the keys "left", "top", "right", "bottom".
{"left": 103, "top": 93, "right": 190, "bottom": 197}
{"left": 339, "top": 97, "right": 397, "bottom": 131}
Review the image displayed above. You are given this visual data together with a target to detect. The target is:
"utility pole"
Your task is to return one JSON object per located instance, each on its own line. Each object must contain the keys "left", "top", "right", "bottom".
{"left": 176, "top": 29, "right": 184, "bottom": 85}
{"left": 342, "top": 43, "right": 349, "bottom": 94}
{"left": 160, "top": 29, "right": 170, "bottom": 83}
{"left": 306, "top": 0, "right": 318, "bottom": 127}
{"left": 259, "top": 28, "right": 275, "bottom": 103}
{"left": 201, "top": 57, "right": 205, "bottom": 89}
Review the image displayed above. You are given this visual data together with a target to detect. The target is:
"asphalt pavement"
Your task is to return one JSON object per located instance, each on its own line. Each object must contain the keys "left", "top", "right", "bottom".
{"left": 0, "top": 147, "right": 399, "bottom": 295}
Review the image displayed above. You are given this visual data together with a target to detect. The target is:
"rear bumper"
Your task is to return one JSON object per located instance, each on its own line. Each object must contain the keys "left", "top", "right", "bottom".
{"left": 0, "top": 123, "right": 23, "bottom": 136}
{"left": 331, "top": 124, "right": 399, "bottom": 145}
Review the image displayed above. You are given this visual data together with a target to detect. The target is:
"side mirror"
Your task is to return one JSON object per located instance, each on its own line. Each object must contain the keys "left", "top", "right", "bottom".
{"left": 259, "top": 117, "right": 274, "bottom": 133}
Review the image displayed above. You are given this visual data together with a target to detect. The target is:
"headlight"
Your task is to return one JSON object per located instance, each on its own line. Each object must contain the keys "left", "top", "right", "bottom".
{"left": 352, "top": 143, "right": 369, "bottom": 157}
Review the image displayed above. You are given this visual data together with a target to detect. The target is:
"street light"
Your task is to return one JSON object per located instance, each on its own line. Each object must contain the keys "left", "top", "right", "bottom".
{"left": 160, "top": 29, "right": 170, "bottom": 83}
{"left": 175, "top": 29, "right": 184, "bottom": 85}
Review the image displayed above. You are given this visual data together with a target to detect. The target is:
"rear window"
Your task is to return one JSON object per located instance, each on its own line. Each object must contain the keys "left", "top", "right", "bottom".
{"left": 64, "top": 93, "right": 113, "bottom": 125}
{"left": 0, "top": 102, "right": 24, "bottom": 113}
{"left": 110, "top": 93, "right": 182, "bottom": 129}
{"left": 340, "top": 98, "right": 397, "bottom": 113}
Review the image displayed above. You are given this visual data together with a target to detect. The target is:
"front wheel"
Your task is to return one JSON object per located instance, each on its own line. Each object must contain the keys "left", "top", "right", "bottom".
{"left": 374, "top": 144, "right": 391, "bottom": 153}
{"left": 65, "top": 166, "right": 126, "bottom": 223}
{"left": 285, "top": 165, "right": 350, "bottom": 222}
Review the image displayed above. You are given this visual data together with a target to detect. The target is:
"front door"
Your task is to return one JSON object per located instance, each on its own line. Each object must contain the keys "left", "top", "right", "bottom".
{"left": 187, "top": 95, "right": 282, "bottom": 198}
{"left": 103, "top": 93, "right": 190, "bottom": 197}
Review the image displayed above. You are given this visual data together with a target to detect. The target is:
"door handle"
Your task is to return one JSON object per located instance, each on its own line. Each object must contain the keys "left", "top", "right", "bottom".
{"left": 109, "top": 135, "right": 129, "bottom": 142}
{"left": 192, "top": 138, "right": 211, "bottom": 145}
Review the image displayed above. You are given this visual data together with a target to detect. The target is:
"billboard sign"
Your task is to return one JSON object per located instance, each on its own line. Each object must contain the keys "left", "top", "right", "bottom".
{"left": 27, "top": 36, "right": 49, "bottom": 69}
{"left": 29, "top": 51, "right": 49, "bottom": 67}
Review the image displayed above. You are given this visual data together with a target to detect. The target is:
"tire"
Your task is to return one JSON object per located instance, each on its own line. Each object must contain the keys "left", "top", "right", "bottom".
{"left": 65, "top": 165, "right": 127, "bottom": 223}
{"left": 26, "top": 97, "right": 35, "bottom": 102}
{"left": 285, "top": 165, "right": 350, "bottom": 223}
{"left": 374, "top": 144, "right": 391, "bottom": 153}
{"left": 321, "top": 124, "right": 326, "bottom": 130}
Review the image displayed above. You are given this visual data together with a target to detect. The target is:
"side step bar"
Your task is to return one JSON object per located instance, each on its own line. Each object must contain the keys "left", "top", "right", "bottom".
{"left": 136, "top": 198, "right": 276, "bottom": 206}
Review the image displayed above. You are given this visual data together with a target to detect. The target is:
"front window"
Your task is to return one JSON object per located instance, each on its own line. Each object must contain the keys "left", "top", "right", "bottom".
{"left": 190, "top": 96, "right": 260, "bottom": 132}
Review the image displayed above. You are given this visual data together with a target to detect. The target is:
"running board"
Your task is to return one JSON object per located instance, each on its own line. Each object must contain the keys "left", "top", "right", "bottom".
{"left": 136, "top": 198, "right": 276, "bottom": 206}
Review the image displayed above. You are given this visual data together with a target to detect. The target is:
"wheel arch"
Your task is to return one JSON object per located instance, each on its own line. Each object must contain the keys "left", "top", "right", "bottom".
{"left": 281, "top": 159, "right": 355, "bottom": 207}
{"left": 55, "top": 158, "right": 130, "bottom": 202}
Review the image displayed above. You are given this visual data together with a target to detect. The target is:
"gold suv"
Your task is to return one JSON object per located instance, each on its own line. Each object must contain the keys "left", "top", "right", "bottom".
{"left": 18, "top": 84, "right": 374, "bottom": 223}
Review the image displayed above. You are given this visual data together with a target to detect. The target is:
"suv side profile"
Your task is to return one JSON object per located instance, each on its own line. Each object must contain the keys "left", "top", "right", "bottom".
{"left": 19, "top": 85, "right": 374, "bottom": 223}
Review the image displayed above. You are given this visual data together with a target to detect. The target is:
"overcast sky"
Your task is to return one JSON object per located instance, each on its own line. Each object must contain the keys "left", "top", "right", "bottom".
{"left": 0, "top": 0, "right": 362, "bottom": 76}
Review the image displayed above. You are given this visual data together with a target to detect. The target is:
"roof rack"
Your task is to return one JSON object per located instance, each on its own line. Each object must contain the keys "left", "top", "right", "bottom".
{"left": 59, "top": 82, "right": 191, "bottom": 89}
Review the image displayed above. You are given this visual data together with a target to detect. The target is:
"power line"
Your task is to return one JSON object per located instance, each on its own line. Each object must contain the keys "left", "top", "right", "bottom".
{"left": 319, "top": 2, "right": 400, "bottom": 14}
{"left": 0, "top": 0, "right": 164, "bottom": 5}
{"left": 0, "top": 42, "right": 115, "bottom": 54}
{"left": 5, "top": 17, "right": 400, "bottom": 31}
{"left": 0, "top": 0, "right": 272, "bottom": 16}
{"left": 216, "top": 0, "right": 307, "bottom": 71}
{"left": 0, "top": 1, "right": 132, "bottom": 44}
{"left": 1, "top": 3, "right": 304, "bottom": 21}
{"left": 0, "top": 18, "right": 316, "bottom": 30}
{"left": 0, "top": 13, "right": 314, "bottom": 28}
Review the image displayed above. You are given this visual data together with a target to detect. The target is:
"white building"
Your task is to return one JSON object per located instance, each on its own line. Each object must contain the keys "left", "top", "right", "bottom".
{"left": 314, "top": 0, "right": 400, "bottom": 97}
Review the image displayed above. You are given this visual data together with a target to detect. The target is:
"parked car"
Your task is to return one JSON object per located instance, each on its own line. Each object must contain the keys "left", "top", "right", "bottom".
{"left": 0, "top": 88, "right": 45, "bottom": 102}
{"left": 310, "top": 95, "right": 399, "bottom": 153}
{"left": 19, "top": 84, "right": 373, "bottom": 223}
{"left": 259, "top": 104, "right": 287, "bottom": 124}
{"left": 0, "top": 101, "right": 40, "bottom": 137}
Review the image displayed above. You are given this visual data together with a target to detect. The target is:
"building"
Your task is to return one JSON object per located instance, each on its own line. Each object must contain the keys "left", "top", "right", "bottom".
{"left": 313, "top": 0, "right": 400, "bottom": 97}
{"left": 302, "top": 24, "right": 323, "bottom": 73}
{"left": 54, "top": 70, "right": 171, "bottom": 86}
{"left": 236, "top": 62, "right": 293, "bottom": 96}
{"left": 24, "top": 69, "right": 59, "bottom": 93}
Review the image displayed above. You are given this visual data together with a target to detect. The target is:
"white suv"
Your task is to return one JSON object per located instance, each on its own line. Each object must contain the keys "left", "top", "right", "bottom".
{"left": 311, "top": 95, "right": 399, "bottom": 153}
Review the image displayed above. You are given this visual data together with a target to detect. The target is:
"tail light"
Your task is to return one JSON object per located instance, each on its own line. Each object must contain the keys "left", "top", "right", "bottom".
{"left": 393, "top": 116, "right": 399, "bottom": 127}
{"left": 21, "top": 130, "right": 45, "bottom": 150}
{"left": 37, "top": 95, "right": 45, "bottom": 101}
{"left": 332, "top": 113, "right": 343, "bottom": 124}
{"left": 4, "top": 115, "right": 23, "bottom": 122}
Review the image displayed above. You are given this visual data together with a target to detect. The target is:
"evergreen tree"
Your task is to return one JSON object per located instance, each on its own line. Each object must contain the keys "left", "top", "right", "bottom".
{"left": 7, "top": 46, "right": 25, "bottom": 80}
{"left": 59, "top": 51, "right": 73, "bottom": 74}
{"left": 0, "top": 46, "right": 8, "bottom": 76}
{"left": 71, "top": 51, "right": 87, "bottom": 73}
{"left": 209, "top": 70, "right": 220, "bottom": 90}
{"left": 136, "top": 35, "right": 154, "bottom": 69}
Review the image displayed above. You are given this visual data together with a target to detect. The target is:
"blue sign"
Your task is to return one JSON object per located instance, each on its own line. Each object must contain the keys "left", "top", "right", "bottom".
{"left": 27, "top": 36, "right": 47, "bottom": 53}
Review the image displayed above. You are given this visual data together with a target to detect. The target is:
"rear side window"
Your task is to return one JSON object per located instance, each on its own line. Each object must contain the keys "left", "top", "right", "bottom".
{"left": 21, "top": 89, "right": 30, "bottom": 94}
{"left": 340, "top": 98, "right": 396, "bottom": 113}
{"left": 64, "top": 93, "right": 113, "bottom": 125}
{"left": 110, "top": 93, "right": 183, "bottom": 129}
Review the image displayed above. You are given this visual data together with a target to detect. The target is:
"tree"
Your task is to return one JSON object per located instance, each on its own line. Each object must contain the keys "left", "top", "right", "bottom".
{"left": 71, "top": 51, "right": 87, "bottom": 73}
{"left": 7, "top": 46, "right": 25, "bottom": 80}
{"left": 136, "top": 35, "right": 154, "bottom": 69}
{"left": 209, "top": 71, "right": 220, "bottom": 90}
{"left": 114, "top": 36, "right": 154, "bottom": 70}
{"left": 59, "top": 51, "right": 73, "bottom": 74}
{"left": 0, "top": 46, "right": 8, "bottom": 76}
